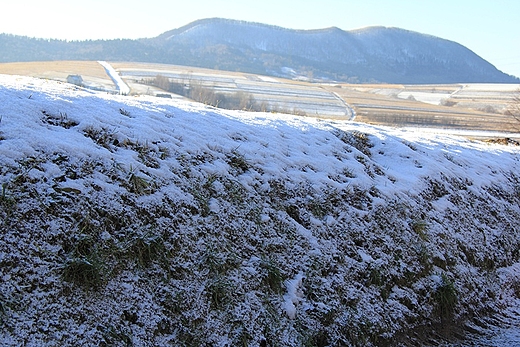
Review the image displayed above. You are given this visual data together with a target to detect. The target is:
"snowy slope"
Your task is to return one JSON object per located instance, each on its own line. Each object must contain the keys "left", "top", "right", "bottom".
{"left": 0, "top": 75, "right": 519, "bottom": 346}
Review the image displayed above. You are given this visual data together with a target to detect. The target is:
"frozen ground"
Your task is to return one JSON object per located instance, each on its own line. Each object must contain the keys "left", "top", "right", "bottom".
{"left": 0, "top": 75, "right": 519, "bottom": 346}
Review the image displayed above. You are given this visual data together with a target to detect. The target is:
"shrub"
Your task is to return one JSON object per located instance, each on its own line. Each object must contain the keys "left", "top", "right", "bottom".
{"left": 506, "top": 90, "right": 520, "bottom": 127}
{"left": 441, "top": 98, "right": 457, "bottom": 107}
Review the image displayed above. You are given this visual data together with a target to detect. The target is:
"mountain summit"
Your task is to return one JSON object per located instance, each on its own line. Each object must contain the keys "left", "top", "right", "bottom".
{"left": 152, "top": 18, "right": 517, "bottom": 84}
{"left": 0, "top": 18, "right": 517, "bottom": 84}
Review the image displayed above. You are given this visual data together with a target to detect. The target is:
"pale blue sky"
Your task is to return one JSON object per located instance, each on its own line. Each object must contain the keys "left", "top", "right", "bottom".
{"left": 1, "top": 0, "right": 519, "bottom": 78}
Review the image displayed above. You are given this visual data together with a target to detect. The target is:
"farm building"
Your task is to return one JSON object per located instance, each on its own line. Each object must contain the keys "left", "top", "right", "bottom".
{"left": 66, "top": 74, "right": 83, "bottom": 86}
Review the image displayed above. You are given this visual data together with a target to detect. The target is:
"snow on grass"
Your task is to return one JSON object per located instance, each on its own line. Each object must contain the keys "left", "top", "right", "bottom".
{"left": 282, "top": 273, "right": 304, "bottom": 319}
{"left": 0, "top": 74, "right": 519, "bottom": 346}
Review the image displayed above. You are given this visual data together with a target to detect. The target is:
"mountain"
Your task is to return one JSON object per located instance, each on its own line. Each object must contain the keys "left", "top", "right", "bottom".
{"left": 1, "top": 18, "right": 518, "bottom": 84}
{"left": 1, "top": 74, "right": 519, "bottom": 346}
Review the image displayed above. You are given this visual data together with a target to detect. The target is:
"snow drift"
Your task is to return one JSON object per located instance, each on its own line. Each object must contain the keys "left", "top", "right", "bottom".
{"left": 0, "top": 75, "right": 519, "bottom": 346}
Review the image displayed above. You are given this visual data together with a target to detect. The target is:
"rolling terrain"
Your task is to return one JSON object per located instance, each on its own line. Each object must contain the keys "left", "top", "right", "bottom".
{"left": 1, "top": 60, "right": 518, "bottom": 136}
{"left": 0, "top": 61, "right": 118, "bottom": 94}
{"left": 327, "top": 83, "right": 520, "bottom": 134}
{"left": 152, "top": 18, "right": 518, "bottom": 84}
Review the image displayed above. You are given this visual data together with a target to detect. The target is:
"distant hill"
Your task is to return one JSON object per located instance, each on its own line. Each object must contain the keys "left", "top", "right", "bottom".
{"left": 1, "top": 18, "right": 518, "bottom": 84}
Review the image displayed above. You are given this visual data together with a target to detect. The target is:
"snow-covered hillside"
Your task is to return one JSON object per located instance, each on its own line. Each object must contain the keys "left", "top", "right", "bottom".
{"left": 0, "top": 75, "right": 519, "bottom": 346}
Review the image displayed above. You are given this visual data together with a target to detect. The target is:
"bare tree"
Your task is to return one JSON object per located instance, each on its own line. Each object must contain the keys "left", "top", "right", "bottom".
{"left": 153, "top": 74, "right": 171, "bottom": 91}
{"left": 506, "top": 89, "right": 520, "bottom": 129}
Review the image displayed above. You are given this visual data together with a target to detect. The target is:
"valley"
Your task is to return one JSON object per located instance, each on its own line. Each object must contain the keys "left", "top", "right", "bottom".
{"left": 0, "top": 60, "right": 518, "bottom": 137}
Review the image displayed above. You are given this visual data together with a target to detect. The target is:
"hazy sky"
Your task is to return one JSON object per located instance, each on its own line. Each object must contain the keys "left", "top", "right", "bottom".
{"left": 1, "top": 0, "right": 519, "bottom": 78}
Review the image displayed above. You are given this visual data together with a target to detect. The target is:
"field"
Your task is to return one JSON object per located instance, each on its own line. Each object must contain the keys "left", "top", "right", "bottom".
{"left": 112, "top": 62, "right": 353, "bottom": 118}
{"left": 0, "top": 61, "right": 116, "bottom": 92}
{"left": 328, "top": 83, "right": 520, "bottom": 133}
{"left": 0, "top": 60, "right": 518, "bottom": 136}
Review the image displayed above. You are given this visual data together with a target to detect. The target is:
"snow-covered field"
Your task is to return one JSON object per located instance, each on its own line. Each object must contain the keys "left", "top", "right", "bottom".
{"left": 113, "top": 62, "right": 352, "bottom": 118}
{"left": 397, "top": 84, "right": 520, "bottom": 106}
{"left": 0, "top": 75, "right": 519, "bottom": 346}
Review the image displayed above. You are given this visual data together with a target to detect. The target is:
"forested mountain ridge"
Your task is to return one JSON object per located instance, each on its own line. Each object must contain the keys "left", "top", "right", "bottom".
{"left": 1, "top": 18, "right": 517, "bottom": 84}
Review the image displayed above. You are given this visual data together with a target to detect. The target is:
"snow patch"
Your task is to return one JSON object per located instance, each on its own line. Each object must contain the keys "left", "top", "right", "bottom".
{"left": 282, "top": 273, "right": 304, "bottom": 319}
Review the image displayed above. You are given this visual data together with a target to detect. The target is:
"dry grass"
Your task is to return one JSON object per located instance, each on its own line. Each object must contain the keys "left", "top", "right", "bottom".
{"left": 0, "top": 61, "right": 109, "bottom": 80}
{"left": 326, "top": 84, "right": 519, "bottom": 133}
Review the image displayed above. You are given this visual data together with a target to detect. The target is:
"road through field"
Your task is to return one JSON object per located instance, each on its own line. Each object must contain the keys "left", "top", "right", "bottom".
{"left": 330, "top": 90, "right": 356, "bottom": 120}
{"left": 115, "top": 61, "right": 518, "bottom": 134}
{"left": 98, "top": 61, "right": 130, "bottom": 95}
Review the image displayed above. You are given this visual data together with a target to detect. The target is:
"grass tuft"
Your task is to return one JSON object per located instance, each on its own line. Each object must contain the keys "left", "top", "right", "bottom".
{"left": 127, "top": 172, "right": 151, "bottom": 195}
{"left": 83, "top": 126, "right": 118, "bottom": 150}
{"left": 119, "top": 108, "right": 131, "bottom": 117}
{"left": 123, "top": 230, "right": 167, "bottom": 268}
{"left": 333, "top": 129, "right": 373, "bottom": 157}
{"left": 412, "top": 219, "right": 429, "bottom": 241}
{"left": 41, "top": 110, "right": 78, "bottom": 128}
{"left": 62, "top": 255, "right": 103, "bottom": 289}
{"left": 207, "top": 276, "right": 231, "bottom": 309}
{"left": 227, "top": 150, "right": 249, "bottom": 173}
{"left": 260, "top": 258, "right": 284, "bottom": 294}
{"left": 434, "top": 273, "right": 458, "bottom": 319}
{"left": 0, "top": 292, "right": 8, "bottom": 324}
